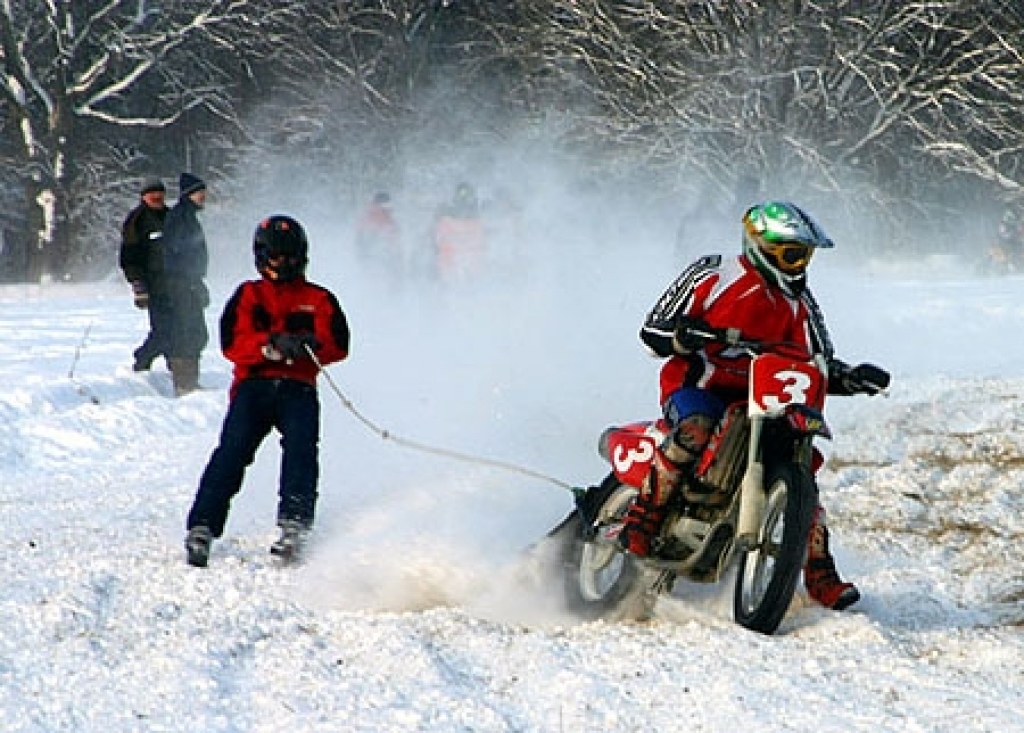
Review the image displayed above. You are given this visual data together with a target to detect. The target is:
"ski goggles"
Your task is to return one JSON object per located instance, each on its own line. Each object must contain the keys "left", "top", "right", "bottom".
{"left": 761, "top": 241, "right": 814, "bottom": 274}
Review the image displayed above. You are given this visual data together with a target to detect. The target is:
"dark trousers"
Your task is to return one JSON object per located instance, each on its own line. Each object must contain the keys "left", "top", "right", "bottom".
{"left": 165, "top": 277, "right": 209, "bottom": 359}
{"left": 133, "top": 294, "right": 173, "bottom": 368}
{"left": 186, "top": 379, "right": 321, "bottom": 537}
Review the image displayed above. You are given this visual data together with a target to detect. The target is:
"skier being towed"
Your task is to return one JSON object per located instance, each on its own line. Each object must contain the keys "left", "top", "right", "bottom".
{"left": 184, "top": 215, "right": 350, "bottom": 567}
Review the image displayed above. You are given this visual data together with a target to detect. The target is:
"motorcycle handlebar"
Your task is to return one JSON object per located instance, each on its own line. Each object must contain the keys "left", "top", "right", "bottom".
{"left": 687, "top": 325, "right": 805, "bottom": 358}
{"left": 683, "top": 325, "right": 890, "bottom": 396}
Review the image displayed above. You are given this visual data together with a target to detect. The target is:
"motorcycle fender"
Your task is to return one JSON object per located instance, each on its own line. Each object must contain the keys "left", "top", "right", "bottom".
{"left": 605, "top": 421, "right": 667, "bottom": 488}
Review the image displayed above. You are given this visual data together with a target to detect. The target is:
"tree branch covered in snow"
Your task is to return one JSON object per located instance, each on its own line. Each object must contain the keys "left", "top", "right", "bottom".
{"left": 0, "top": 0, "right": 314, "bottom": 280}
{"left": 1, "top": 0, "right": 1023, "bottom": 280}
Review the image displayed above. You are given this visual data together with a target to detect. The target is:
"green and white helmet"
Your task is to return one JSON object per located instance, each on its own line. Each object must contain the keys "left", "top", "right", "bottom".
{"left": 742, "top": 201, "right": 834, "bottom": 296}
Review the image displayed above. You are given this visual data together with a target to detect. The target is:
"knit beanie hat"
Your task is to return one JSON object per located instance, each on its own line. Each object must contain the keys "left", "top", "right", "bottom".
{"left": 179, "top": 172, "right": 207, "bottom": 197}
{"left": 141, "top": 178, "right": 166, "bottom": 195}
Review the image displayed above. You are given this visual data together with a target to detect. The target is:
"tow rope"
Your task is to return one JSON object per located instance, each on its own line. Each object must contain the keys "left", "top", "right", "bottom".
{"left": 307, "top": 346, "right": 575, "bottom": 491}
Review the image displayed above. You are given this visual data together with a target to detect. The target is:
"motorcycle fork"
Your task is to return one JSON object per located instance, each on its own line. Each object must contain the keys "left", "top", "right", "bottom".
{"left": 735, "top": 414, "right": 766, "bottom": 550}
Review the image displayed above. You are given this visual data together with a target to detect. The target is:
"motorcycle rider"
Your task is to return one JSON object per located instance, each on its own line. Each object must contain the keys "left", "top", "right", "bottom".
{"left": 619, "top": 200, "right": 890, "bottom": 611}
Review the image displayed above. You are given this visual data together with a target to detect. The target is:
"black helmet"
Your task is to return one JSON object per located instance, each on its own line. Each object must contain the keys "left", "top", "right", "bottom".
{"left": 254, "top": 215, "right": 309, "bottom": 282}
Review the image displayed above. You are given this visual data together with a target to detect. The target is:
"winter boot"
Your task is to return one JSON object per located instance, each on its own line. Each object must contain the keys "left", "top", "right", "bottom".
{"left": 169, "top": 358, "right": 201, "bottom": 397}
{"left": 185, "top": 526, "right": 213, "bottom": 568}
{"left": 804, "top": 506, "right": 860, "bottom": 610}
{"left": 270, "top": 520, "right": 309, "bottom": 564}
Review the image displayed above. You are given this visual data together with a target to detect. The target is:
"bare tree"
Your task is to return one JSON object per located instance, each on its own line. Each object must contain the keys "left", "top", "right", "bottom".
{"left": 0, "top": 0, "right": 310, "bottom": 281}
{"left": 219, "top": 1, "right": 532, "bottom": 207}
{"left": 496, "top": 1, "right": 1024, "bottom": 243}
{"left": 5, "top": 0, "right": 1022, "bottom": 278}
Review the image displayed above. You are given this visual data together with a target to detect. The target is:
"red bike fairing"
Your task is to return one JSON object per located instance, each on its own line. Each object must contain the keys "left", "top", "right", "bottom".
{"left": 220, "top": 277, "right": 350, "bottom": 398}
{"left": 642, "top": 254, "right": 825, "bottom": 405}
{"left": 605, "top": 421, "right": 670, "bottom": 488}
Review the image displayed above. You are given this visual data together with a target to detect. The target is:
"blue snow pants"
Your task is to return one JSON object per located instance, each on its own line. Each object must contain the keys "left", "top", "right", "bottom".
{"left": 186, "top": 378, "right": 321, "bottom": 536}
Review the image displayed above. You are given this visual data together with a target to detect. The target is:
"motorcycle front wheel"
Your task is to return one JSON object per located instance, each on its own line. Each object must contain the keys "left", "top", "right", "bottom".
{"left": 733, "top": 463, "right": 816, "bottom": 635}
{"left": 562, "top": 480, "right": 651, "bottom": 621}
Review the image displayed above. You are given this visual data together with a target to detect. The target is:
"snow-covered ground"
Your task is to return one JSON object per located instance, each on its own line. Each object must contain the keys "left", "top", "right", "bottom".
{"left": 2, "top": 227, "right": 1023, "bottom": 731}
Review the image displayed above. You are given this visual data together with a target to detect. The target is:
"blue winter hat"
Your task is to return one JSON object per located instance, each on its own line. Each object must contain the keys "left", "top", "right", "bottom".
{"left": 179, "top": 172, "right": 206, "bottom": 197}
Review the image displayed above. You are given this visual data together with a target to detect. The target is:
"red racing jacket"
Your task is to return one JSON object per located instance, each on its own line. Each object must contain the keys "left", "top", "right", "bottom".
{"left": 219, "top": 276, "right": 350, "bottom": 398}
{"left": 641, "top": 254, "right": 835, "bottom": 405}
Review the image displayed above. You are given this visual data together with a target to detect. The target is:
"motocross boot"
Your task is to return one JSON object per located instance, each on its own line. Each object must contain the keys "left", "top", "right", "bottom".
{"left": 804, "top": 506, "right": 861, "bottom": 610}
{"left": 618, "top": 495, "right": 666, "bottom": 557}
{"left": 618, "top": 428, "right": 701, "bottom": 557}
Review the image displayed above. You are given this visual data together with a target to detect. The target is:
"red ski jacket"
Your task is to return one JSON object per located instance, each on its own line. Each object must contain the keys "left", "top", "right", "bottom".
{"left": 219, "top": 277, "right": 350, "bottom": 398}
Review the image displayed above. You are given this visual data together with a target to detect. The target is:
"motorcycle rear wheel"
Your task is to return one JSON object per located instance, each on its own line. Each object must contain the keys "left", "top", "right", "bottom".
{"left": 733, "top": 463, "right": 816, "bottom": 635}
{"left": 563, "top": 480, "right": 653, "bottom": 621}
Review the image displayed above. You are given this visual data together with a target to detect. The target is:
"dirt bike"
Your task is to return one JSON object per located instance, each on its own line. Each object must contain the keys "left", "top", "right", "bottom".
{"left": 556, "top": 327, "right": 833, "bottom": 635}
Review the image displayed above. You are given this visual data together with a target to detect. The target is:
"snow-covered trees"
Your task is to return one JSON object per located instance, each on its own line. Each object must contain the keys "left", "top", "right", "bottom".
{"left": 0, "top": 0, "right": 309, "bottom": 280}
{"left": 1, "top": 0, "right": 1022, "bottom": 280}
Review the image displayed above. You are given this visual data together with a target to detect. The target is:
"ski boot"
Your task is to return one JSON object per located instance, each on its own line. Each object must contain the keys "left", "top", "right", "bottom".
{"left": 270, "top": 520, "right": 308, "bottom": 564}
{"left": 185, "top": 526, "right": 213, "bottom": 568}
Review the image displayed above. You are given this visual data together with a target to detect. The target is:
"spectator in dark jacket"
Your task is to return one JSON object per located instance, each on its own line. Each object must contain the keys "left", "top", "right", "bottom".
{"left": 161, "top": 172, "right": 210, "bottom": 396}
{"left": 119, "top": 178, "right": 169, "bottom": 371}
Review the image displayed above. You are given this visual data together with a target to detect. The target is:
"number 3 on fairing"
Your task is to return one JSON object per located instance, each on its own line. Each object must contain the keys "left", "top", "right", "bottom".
{"left": 613, "top": 440, "right": 655, "bottom": 475}
{"left": 761, "top": 369, "right": 813, "bottom": 411}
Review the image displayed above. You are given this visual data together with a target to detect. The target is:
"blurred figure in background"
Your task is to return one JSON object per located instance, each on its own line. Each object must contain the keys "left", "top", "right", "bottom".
{"left": 119, "top": 178, "right": 169, "bottom": 372}
{"left": 354, "top": 191, "right": 397, "bottom": 257}
{"left": 161, "top": 172, "right": 210, "bottom": 396}
{"left": 431, "top": 181, "right": 486, "bottom": 281}
{"left": 354, "top": 191, "right": 402, "bottom": 271}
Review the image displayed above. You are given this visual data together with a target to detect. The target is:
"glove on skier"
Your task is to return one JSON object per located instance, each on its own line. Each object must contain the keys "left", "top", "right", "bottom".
{"left": 265, "top": 332, "right": 319, "bottom": 362}
{"left": 130, "top": 281, "right": 149, "bottom": 309}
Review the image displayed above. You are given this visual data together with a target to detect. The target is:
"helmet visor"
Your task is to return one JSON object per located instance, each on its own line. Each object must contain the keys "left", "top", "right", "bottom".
{"left": 262, "top": 253, "right": 303, "bottom": 281}
{"left": 761, "top": 241, "right": 814, "bottom": 274}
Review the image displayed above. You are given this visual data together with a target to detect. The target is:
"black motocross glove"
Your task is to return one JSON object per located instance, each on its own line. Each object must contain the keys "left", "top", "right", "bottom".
{"left": 267, "top": 332, "right": 319, "bottom": 362}
{"left": 672, "top": 315, "right": 718, "bottom": 353}
{"left": 841, "top": 362, "right": 890, "bottom": 395}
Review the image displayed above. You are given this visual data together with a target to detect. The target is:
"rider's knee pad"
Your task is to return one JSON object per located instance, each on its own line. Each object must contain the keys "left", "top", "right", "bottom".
{"left": 663, "top": 387, "right": 726, "bottom": 460}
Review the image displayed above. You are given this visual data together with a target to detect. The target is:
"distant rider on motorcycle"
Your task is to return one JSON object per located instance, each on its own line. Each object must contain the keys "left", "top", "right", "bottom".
{"left": 620, "top": 200, "right": 890, "bottom": 610}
